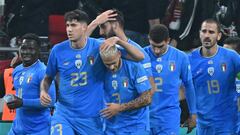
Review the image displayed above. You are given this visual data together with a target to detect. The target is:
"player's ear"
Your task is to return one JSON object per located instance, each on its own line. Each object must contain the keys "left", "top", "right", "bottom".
{"left": 217, "top": 32, "right": 222, "bottom": 41}
{"left": 82, "top": 23, "right": 88, "bottom": 31}
{"left": 118, "top": 50, "right": 121, "bottom": 56}
{"left": 165, "top": 38, "right": 171, "bottom": 44}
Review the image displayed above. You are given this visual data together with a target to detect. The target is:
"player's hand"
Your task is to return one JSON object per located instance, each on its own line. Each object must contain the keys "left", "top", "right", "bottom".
{"left": 100, "top": 103, "right": 121, "bottom": 119}
{"left": 10, "top": 54, "right": 22, "bottom": 68}
{"left": 95, "top": 10, "right": 117, "bottom": 25}
{"left": 6, "top": 95, "right": 23, "bottom": 109}
{"left": 186, "top": 114, "right": 197, "bottom": 134}
{"left": 100, "top": 36, "right": 120, "bottom": 51}
{"left": 40, "top": 90, "right": 51, "bottom": 107}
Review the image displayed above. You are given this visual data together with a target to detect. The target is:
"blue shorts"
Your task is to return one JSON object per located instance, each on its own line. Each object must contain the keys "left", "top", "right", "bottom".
{"left": 150, "top": 126, "right": 179, "bottom": 135}
{"left": 51, "top": 113, "right": 103, "bottom": 135}
{"left": 196, "top": 124, "right": 234, "bottom": 135}
{"left": 8, "top": 126, "right": 50, "bottom": 135}
{"left": 104, "top": 128, "right": 149, "bottom": 135}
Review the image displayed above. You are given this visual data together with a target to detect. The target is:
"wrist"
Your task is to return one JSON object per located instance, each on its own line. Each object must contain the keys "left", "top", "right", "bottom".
{"left": 117, "top": 39, "right": 125, "bottom": 47}
{"left": 119, "top": 104, "right": 125, "bottom": 112}
{"left": 92, "top": 19, "right": 101, "bottom": 26}
{"left": 41, "top": 88, "right": 48, "bottom": 93}
{"left": 190, "top": 114, "right": 197, "bottom": 119}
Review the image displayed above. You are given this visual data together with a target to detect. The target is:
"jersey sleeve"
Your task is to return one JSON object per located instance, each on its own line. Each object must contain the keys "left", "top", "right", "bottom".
{"left": 117, "top": 45, "right": 128, "bottom": 58}
{"left": 141, "top": 54, "right": 153, "bottom": 77}
{"left": 232, "top": 52, "right": 240, "bottom": 75}
{"left": 48, "top": 81, "right": 56, "bottom": 107}
{"left": 22, "top": 68, "right": 56, "bottom": 108}
{"left": 180, "top": 54, "right": 196, "bottom": 114}
{"left": 46, "top": 47, "right": 58, "bottom": 79}
{"left": 133, "top": 63, "right": 152, "bottom": 94}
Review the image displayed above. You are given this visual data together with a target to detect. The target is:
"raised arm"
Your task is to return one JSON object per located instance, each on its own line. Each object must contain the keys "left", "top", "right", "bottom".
{"left": 101, "top": 36, "right": 144, "bottom": 61}
{"left": 117, "top": 39, "right": 145, "bottom": 61}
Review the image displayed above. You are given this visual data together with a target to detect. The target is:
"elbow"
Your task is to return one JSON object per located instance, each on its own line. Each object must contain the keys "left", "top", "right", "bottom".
{"left": 43, "top": 75, "right": 53, "bottom": 85}
{"left": 137, "top": 52, "right": 145, "bottom": 61}
{"left": 150, "top": 87, "right": 156, "bottom": 96}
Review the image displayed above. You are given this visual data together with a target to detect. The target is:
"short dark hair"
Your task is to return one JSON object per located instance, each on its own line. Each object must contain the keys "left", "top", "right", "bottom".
{"left": 64, "top": 9, "right": 89, "bottom": 24}
{"left": 202, "top": 19, "right": 221, "bottom": 33}
{"left": 108, "top": 9, "right": 124, "bottom": 28}
{"left": 149, "top": 24, "right": 169, "bottom": 43}
{"left": 224, "top": 36, "right": 240, "bottom": 53}
{"left": 21, "top": 33, "right": 41, "bottom": 48}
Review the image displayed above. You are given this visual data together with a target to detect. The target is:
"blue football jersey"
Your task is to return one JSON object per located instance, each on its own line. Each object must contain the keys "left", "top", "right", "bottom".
{"left": 144, "top": 45, "right": 196, "bottom": 128}
{"left": 46, "top": 37, "right": 106, "bottom": 117}
{"left": 235, "top": 73, "right": 240, "bottom": 133}
{"left": 119, "top": 39, "right": 152, "bottom": 77}
{"left": 189, "top": 46, "right": 240, "bottom": 130}
{"left": 12, "top": 60, "right": 55, "bottom": 134}
{"left": 104, "top": 59, "right": 151, "bottom": 132}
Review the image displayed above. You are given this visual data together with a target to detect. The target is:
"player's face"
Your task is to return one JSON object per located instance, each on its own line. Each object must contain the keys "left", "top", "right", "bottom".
{"left": 200, "top": 22, "right": 221, "bottom": 49}
{"left": 150, "top": 39, "right": 168, "bottom": 56}
{"left": 102, "top": 52, "right": 121, "bottom": 72}
{"left": 99, "top": 22, "right": 115, "bottom": 38}
{"left": 19, "top": 39, "right": 39, "bottom": 67}
{"left": 66, "top": 20, "right": 87, "bottom": 42}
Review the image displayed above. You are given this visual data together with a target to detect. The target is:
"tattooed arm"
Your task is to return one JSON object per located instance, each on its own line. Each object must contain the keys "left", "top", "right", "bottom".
{"left": 120, "top": 90, "right": 152, "bottom": 111}
{"left": 101, "top": 90, "right": 152, "bottom": 119}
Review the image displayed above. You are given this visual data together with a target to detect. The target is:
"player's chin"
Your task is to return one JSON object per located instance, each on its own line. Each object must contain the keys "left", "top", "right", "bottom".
{"left": 204, "top": 45, "right": 214, "bottom": 49}
{"left": 111, "top": 69, "right": 117, "bottom": 73}
{"left": 22, "top": 58, "right": 33, "bottom": 64}
{"left": 68, "top": 36, "right": 76, "bottom": 41}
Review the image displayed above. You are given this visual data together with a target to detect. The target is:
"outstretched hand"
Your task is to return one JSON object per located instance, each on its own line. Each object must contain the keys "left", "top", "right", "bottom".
{"left": 95, "top": 10, "right": 117, "bottom": 25}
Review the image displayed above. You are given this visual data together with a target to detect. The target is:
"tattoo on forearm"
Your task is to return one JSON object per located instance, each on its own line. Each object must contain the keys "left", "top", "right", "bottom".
{"left": 120, "top": 90, "right": 152, "bottom": 112}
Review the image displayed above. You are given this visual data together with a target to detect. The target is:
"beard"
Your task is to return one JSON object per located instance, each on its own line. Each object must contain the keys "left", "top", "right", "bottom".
{"left": 203, "top": 42, "right": 214, "bottom": 49}
{"left": 202, "top": 38, "right": 216, "bottom": 49}
{"left": 105, "top": 28, "right": 116, "bottom": 39}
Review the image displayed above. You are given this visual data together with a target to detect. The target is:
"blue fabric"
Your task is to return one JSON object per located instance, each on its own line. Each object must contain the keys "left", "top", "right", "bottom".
{"left": 105, "top": 127, "right": 150, "bottom": 135}
{"left": 119, "top": 39, "right": 153, "bottom": 77}
{"left": 144, "top": 45, "right": 196, "bottom": 130}
{"left": 46, "top": 38, "right": 105, "bottom": 134}
{"left": 103, "top": 59, "right": 151, "bottom": 132}
{"left": 189, "top": 46, "right": 240, "bottom": 133}
{"left": 46, "top": 38, "right": 106, "bottom": 118}
{"left": 150, "top": 126, "right": 179, "bottom": 135}
{"left": 10, "top": 60, "right": 55, "bottom": 134}
{"left": 8, "top": 126, "right": 50, "bottom": 135}
{"left": 51, "top": 112, "right": 103, "bottom": 135}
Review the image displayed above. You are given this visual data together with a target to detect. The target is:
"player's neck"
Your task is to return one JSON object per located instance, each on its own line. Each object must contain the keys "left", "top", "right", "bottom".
{"left": 118, "top": 59, "right": 122, "bottom": 70}
{"left": 159, "top": 45, "right": 168, "bottom": 56}
{"left": 71, "top": 36, "right": 87, "bottom": 49}
{"left": 201, "top": 44, "right": 218, "bottom": 57}
{"left": 114, "top": 59, "right": 122, "bottom": 73}
{"left": 23, "top": 59, "right": 38, "bottom": 68}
